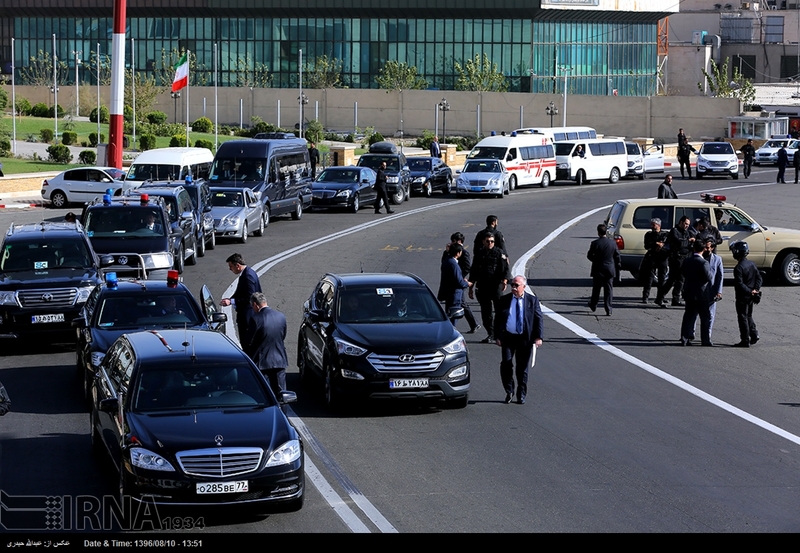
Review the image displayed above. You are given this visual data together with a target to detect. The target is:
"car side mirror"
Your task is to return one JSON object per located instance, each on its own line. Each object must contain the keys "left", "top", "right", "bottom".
{"left": 99, "top": 255, "right": 115, "bottom": 267}
{"left": 448, "top": 306, "right": 465, "bottom": 319}
{"left": 279, "top": 390, "right": 298, "bottom": 404}
{"left": 309, "top": 308, "right": 330, "bottom": 322}
{"left": 211, "top": 312, "right": 227, "bottom": 324}
{"left": 99, "top": 397, "right": 119, "bottom": 413}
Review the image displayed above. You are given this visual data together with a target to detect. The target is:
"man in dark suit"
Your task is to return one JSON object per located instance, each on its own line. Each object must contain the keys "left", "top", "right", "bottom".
{"left": 437, "top": 243, "right": 470, "bottom": 325}
{"left": 587, "top": 223, "right": 621, "bottom": 316}
{"left": 220, "top": 253, "right": 263, "bottom": 341}
{"left": 430, "top": 136, "right": 442, "bottom": 159}
{"left": 493, "top": 275, "right": 544, "bottom": 405}
{"left": 777, "top": 144, "right": 788, "bottom": 184}
{"left": 245, "top": 292, "right": 288, "bottom": 394}
{"left": 442, "top": 232, "right": 480, "bottom": 332}
{"left": 374, "top": 161, "right": 395, "bottom": 214}
{"left": 679, "top": 240, "right": 714, "bottom": 346}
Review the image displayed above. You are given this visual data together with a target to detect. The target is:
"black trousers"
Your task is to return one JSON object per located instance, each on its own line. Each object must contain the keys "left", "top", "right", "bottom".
{"left": 678, "top": 156, "right": 692, "bottom": 178}
{"left": 640, "top": 255, "right": 667, "bottom": 299}
{"left": 499, "top": 331, "right": 533, "bottom": 400}
{"left": 589, "top": 275, "right": 613, "bottom": 313}
{"left": 261, "top": 368, "right": 287, "bottom": 395}
{"left": 743, "top": 159, "right": 753, "bottom": 178}
{"left": 659, "top": 257, "right": 686, "bottom": 302}
{"left": 475, "top": 286, "right": 501, "bottom": 337}
{"left": 777, "top": 165, "right": 787, "bottom": 183}
{"left": 374, "top": 185, "right": 392, "bottom": 212}
{"left": 735, "top": 299, "right": 758, "bottom": 343}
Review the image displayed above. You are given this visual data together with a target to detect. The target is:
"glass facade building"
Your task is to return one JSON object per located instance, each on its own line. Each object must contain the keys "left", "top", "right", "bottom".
{"left": 0, "top": 1, "right": 668, "bottom": 96}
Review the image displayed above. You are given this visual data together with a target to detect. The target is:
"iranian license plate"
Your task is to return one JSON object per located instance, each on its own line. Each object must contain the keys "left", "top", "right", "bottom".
{"left": 196, "top": 481, "right": 248, "bottom": 494}
{"left": 31, "top": 314, "right": 65, "bottom": 324}
{"left": 389, "top": 378, "right": 429, "bottom": 389}
{"left": 470, "top": 187, "right": 484, "bottom": 192}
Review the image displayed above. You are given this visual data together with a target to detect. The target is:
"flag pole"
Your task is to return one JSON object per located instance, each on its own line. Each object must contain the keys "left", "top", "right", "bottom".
{"left": 186, "top": 50, "right": 190, "bottom": 147}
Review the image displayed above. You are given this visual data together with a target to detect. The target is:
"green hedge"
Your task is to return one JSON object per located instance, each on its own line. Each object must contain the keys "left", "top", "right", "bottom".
{"left": 47, "top": 144, "right": 73, "bottom": 164}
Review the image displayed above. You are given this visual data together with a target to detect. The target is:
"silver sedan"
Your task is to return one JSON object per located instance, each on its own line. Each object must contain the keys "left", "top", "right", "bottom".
{"left": 210, "top": 187, "right": 266, "bottom": 243}
{"left": 455, "top": 159, "right": 509, "bottom": 198}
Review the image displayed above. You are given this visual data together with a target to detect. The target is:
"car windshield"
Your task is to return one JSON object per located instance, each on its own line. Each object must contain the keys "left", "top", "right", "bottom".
{"left": 317, "top": 169, "right": 361, "bottom": 183}
{"left": 95, "top": 292, "right": 204, "bottom": 329}
{"left": 210, "top": 157, "right": 267, "bottom": 182}
{"left": 1, "top": 238, "right": 92, "bottom": 273}
{"left": 701, "top": 143, "right": 734, "bottom": 155}
{"left": 133, "top": 363, "right": 272, "bottom": 412}
{"left": 554, "top": 142, "right": 576, "bottom": 156}
{"left": 211, "top": 190, "right": 245, "bottom": 207}
{"left": 337, "top": 286, "right": 446, "bottom": 324}
{"left": 763, "top": 140, "right": 789, "bottom": 148}
{"left": 464, "top": 161, "right": 500, "bottom": 173}
{"left": 626, "top": 144, "right": 641, "bottom": 156}
{"left": 126, "top": 164, "right": 182, "bottom": 182}
{"left": 85, "top": 207, "right": 168, "bottom": 238}
{"left": 468, "top": 146, "right": 505, "bottom": 159}
{"left": 358, "top": 156, "right": 400, "bottom": 171}
{"left": 408, "top": 159, "right": 432, "bottom": 170}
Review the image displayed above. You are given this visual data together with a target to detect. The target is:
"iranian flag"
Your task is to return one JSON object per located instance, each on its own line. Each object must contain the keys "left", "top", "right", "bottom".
{"left": 172, "top": 53, "right": 189, "bottom": 92}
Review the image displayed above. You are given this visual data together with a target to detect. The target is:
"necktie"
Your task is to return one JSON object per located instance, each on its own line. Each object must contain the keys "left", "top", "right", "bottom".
{"left": 516, "top": 298, "right": 523, "bottom": 334}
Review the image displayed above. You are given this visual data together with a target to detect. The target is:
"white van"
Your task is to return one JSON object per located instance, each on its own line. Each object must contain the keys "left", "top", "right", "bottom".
{"left": 126, "top": 147, "right": 214, "bottom": 183}
{"left": 467, "top": 132, "right": 557, "bottom": 189}
{"left": 554, "top": 138, "right": 628, "bottom": 185}
{"left": 514, "top": 126, "right": 597, "bottom": 143}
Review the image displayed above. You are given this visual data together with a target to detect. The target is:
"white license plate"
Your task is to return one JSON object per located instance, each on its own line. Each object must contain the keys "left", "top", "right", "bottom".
{"left": 389, "top": 378, "right": 429, "bottom": 389}
{"left": 196, "top": 481, "right": 248, "bottom": 494}
{"left": 470, "top": 187, "right": 484, "bottom": 192}
{"left": 31, "top": 314, "right": 65, "bottom": 324}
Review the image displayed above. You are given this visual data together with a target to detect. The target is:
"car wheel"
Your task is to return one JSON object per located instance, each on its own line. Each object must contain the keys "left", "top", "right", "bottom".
{"left": 263, "top": 204, "right": 271, "bottom": 231}
{"left": 638, "top": 173, "right": 645, "bottom": 180}
{"left": 405, "top": 184, "right": 410, "bottom": 201}
{"left": 696, "top": 172, "right": 703, "bottom": 179}
{"left": 324, "top": 363, "right": 338, "bottom": 408}
{"left": 576, "top": 170, "right": 586, "bottom": 186}
{"left": 186, "top": 236, "right": 197, "bottom": 266}
{"left": 732, "top": 173, "right": 739, "bottom": 180}
{"left": 174, "top": 244, "right": 185, "bottom": 274}
{"left": 390, "top": 188, "right": 404, "bottom": 205}
{"left": 350, "top": 193, "right": 360, "bottom": 213}
{"left": 540, "top": 171, "right": 550, "bottom": 188}
{"left": 207, "top": 230, "right": 216, "bottom": 250}
{"left": 423, "top": 182, "right": 432, "bottom": 198}
{"left": 254, "top": 213, "right": 265, "bottom": 236}
{"left": 197, "top": 232, "right": 206, "bottom": 257}
{"left": 291, "top": 197, "right": 303, "bottom": 220}
{"left": 240, "top": 222, "right": 248, "bottom": 244}
{"left": 780, "top": 253, "right": 800, "bottom": 285}
{"left": 609, "top": 167, "right": 620, "bottom": 184}
{"left": 50, "top": 190, "right": 68, "bottom": 208}
{"left": 509, "top": 174, "right": 518, "bottom": 191}
{"left": 444, "top": 175, "right": 452, "bottom": 194}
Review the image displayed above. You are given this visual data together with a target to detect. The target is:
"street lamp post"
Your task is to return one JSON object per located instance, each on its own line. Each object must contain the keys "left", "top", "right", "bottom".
{"left": 72, "top": 50, "right": 81, "bottom": 117}
{"left": 52, "top": 34, "right": 58, "bottom": 137}
{"left": 438, "top": 98, "right": 450, "bottom": 144}
{"left": 171, "top": 91, "right": 181, "bottom": 124}
{"left": 545, "top": 101, "right": 558, "bottom": 128}
{"left": 559, "top": 65, "right": 572, "bottom": 127}
{"left": 298, "top": 93, "right": 309, "bottom": 138}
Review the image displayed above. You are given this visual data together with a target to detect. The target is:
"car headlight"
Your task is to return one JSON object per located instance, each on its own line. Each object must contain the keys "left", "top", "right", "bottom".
{"left": 130, "top": 447, "right": 175, "bottom": 472}
{"left": 413, "top": 176, "right": 426, "bottom": 183}
{"left": 90, "top": 351, "right": 106, "bottom": 368}
{"left": 446, "top": 364, "right": 469, "bottom": 381}
{"left": 335, "top": 338, "right": 367, "bottom": 356}
{"left": 558, "top": 163, "right": 569, "bottom": 169}
{"left": 75, "top": 285, "right": 95, "bottom": 304}
{"left": 340, "top": 368, "right": 364, "bottom": 380}
{"left": 335, "top": 189, "right": 352, "bottom": 198}
{"left": 0, "top": 291, "right": 18, "bottom": 306}
{"left": 222, "top": 215, "right": 240, "bottom": 226}
{"left": 442, "top": 336, "right": 467, "bottom": 354}
{"left": 266, "top": 439, "right": 302, "bottom": 467}
{"left": 386, "top": 175, "right": 399, "bottom": 183}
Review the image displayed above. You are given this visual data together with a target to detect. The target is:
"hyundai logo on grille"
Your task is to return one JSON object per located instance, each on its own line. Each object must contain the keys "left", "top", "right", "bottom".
{"left": 41, "top": 293, "right": 54, "bottom": 302}
{"left": 215, "top": 435, "right": 224, "bottom": 446}
{"left": 398, "top": 354, "right": 415, "bottom": 363}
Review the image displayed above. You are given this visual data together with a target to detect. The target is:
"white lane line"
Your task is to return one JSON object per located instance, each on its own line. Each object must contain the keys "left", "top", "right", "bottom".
{"left": 511, "top": 184, "right": 800, "bottom": 448}
{"left": 302, "top": 454, "right": 372, "bottom": 533}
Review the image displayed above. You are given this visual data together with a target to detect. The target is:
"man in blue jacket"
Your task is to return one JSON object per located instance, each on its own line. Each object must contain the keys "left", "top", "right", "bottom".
{"left": 245, "top": 292, "right": 288, "bottom": 394}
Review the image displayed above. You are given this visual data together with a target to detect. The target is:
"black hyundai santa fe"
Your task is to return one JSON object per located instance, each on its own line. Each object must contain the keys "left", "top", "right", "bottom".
{"left": 297, "top": 272, "right": 470, "bottom": 409}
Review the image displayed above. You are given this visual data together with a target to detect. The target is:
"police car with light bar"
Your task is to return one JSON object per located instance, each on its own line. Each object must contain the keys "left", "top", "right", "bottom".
{"left": 605, "top": 193, "right": 800, "bottom": 284}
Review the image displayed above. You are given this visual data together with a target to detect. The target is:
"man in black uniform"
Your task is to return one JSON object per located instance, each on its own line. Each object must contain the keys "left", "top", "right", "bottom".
{"left": 469, "top": 232, "right": 509, "bottom": 343}
{"left": 731, "top": 241, "right": 762, "bottom": 347}
{"left": 640, "top": 217, "right": 669, "bottom": 304}
{"left": 374, "top": 161, "right": 395, "bottom": 214}
{"left": 442, "top": 232, "right": 480, "bottom": 333}
{"left": 473, "top": 215, "right": 507, "bottom": 256}
{"left": 308, "top": 141, "right": 320, "bottom": 179}
{"left": 658, "top": 215, "right": 696, "bottom": 307}
{"left": 777, "top": 144, "right": 789, "bottom": 184}
{"left": 677, "top": 139, "right": 693, "bottom": 179}
{"left": 587, "top": 223, "right": 621, "bottom": 316}
{"left": 741, "top": 138, "right": 756, "bottom": 179}
{"left": 693, "top": 217, "right": 722, "bottom": 252}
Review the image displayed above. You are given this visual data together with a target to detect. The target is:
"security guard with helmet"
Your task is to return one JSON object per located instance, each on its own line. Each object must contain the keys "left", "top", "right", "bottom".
{"left": 731, "top": 241, "right": 762, "bottom": 347}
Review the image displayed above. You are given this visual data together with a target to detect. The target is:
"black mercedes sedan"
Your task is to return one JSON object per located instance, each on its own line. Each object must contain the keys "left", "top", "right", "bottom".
{"left": 408, "top": 156, "right": 453, "bottom": 196}
{"left": 90, "top": 329, "right": 304, "bottom": 511}
{"left": 311, "top": 166, "right": 377, "bottom": 212}
{"left": 297, "top": 272, "right": 470, "bottom": 409}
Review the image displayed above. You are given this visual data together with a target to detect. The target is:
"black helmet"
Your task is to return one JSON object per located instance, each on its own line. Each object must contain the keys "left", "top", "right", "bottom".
{"left": 730, "top": 241, "right": 749, "bottom": 259}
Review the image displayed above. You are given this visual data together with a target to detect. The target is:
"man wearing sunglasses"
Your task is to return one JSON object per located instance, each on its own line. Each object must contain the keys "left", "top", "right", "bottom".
{"left": 469, "top": 232, "right": 510, "bottom": 343}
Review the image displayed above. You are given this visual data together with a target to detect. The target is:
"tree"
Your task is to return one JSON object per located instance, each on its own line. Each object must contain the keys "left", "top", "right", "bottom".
{"left": 125, "top": 69, "right": 164, "bottom": 122}
{"left": 698, "top": 57, "right": 756, "bottom": 108}
{"left": 304, "top": 55, "right": 344, "bottom": 89}
{"left": 230, "top": 53, "right": 273, "bottom": 89}
{"left": 375, "top": 61, "right": 428, "bottom": 91}
{"left": 454, "top": 53, "right": 508, "bottom": 92}
{"left": 18, "top": 50, "right": 69, "bottom": 87}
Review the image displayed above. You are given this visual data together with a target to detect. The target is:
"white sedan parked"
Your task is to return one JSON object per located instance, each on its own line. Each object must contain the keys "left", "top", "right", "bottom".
{"left": 625, "top": 142, "right": 665, "bottom": 179}
{"left": 754, "top": 138, "right": 798, "bottom": 166}
{"left": 41, "top": 167, "right": 130, "bottom": 208}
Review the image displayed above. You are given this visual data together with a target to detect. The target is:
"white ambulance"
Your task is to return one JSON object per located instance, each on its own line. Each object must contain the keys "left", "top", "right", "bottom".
{"left": 467, "top": 131, "right": 557, "bottom": 189}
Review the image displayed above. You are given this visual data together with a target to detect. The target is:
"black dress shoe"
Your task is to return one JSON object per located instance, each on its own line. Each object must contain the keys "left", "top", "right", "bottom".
{"left": 655, "top": 298, "right": 666, "bottom": 307}
{"left": 587, "top": 303, "right": 596, "bottom": 312}
{"left": 680, "top": 337, "right": 693, "bottom": 346}
{"left": 387, "top": 210, "right": 396, "bottom": 214}
{"left": 467, "top": 325, "right": 482, "bottom": 334}
{"left": 480, "top": 335, "right": 495, "bottom": 344}
{"left": 503, "top": 394, "right": 513, "bottom": 404}
{"left": 672, "top": 300, "right": 684, "bottom": 307}
{"left": 605, "top": 308, "right": 612, "bottom": 316}
{"left": 517, "top": 397, "right": 526, "bottom": 405}
{"left": 733, "top": 341, "right": 750, "bottom": 348}
{"left": 374, "top": 210, "right": 382, "bottom": 214}
{"left": 701, "top": 341, "right": 714, "bottom": 347}
{"left": 641, "top": 297, "right": 649, "bottom": 304}
{"left": 750, "top": 335, "right": 760, "bottom": 345}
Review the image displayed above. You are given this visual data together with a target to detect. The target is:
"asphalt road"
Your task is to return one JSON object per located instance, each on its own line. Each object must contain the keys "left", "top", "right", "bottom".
{"left": 1, "top": 166, "right": 799, "bottom": 534}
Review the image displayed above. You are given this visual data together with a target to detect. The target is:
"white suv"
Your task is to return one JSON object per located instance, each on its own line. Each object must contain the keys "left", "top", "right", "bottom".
{"left": 695, "top": 142, "right": 739, "bottom": 180}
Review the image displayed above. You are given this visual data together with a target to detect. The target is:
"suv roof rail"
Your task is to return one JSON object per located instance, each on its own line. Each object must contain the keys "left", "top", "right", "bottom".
{"left": 253, "top": 132, "right": 297, "bottom": 140}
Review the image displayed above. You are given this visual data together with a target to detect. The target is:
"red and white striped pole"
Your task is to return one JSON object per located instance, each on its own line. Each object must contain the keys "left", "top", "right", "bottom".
{"left": 107, "top": 0, "right": 126, "bottom": 168}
